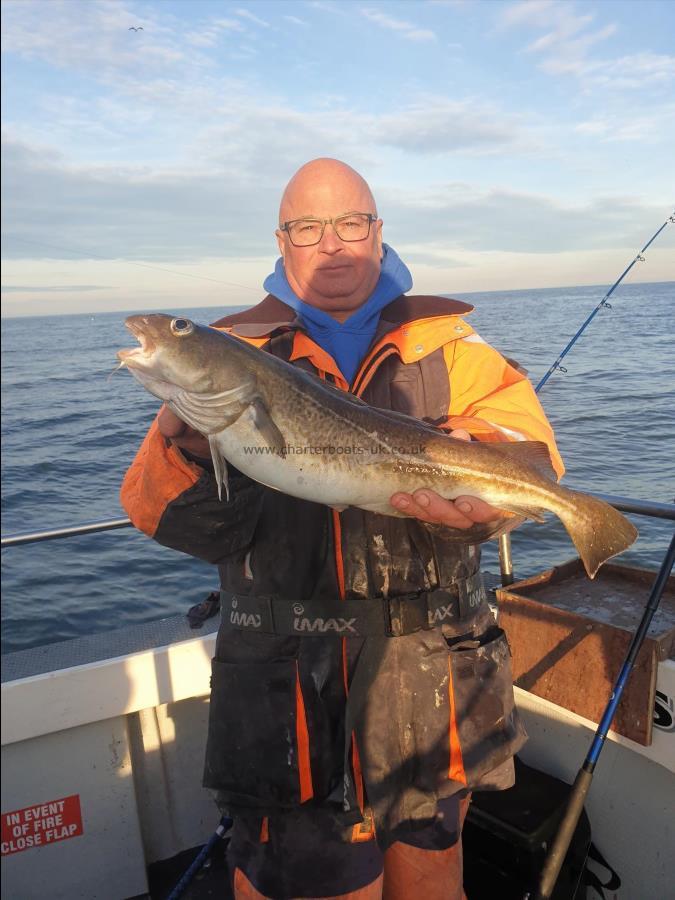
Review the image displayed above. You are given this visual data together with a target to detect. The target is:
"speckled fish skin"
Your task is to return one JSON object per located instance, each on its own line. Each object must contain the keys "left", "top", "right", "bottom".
{"left": 118, "top": 314, "right": 638, "bottom": 578}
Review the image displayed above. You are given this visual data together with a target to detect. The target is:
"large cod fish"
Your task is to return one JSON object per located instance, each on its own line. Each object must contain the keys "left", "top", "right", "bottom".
{"left": 118, "top": 314, "right": 637, "bottom": 578}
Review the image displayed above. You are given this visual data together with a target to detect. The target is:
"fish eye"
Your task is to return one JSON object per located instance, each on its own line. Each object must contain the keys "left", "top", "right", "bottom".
{"left": 171, "top": 318, "right": 194, "bottom": 336}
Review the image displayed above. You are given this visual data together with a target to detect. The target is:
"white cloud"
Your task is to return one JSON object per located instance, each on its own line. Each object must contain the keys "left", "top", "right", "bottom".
{"left": 583, "top": 52, "right": 675, "bottom": 90}
{"left": 307, "top": 0, "right": 341, "bottom": 11}
{"left": 537, "top": 22, "right": 617, "bottom": 74}
{"left": 400, "top": 245, "right": 675, "bottom": 294}
{"left": 500, "top": 1, "right": 614, "bottom": 71}
{"left": 525, "top": 13, "right": 594, "bottom": 52}
{"left": 183, "top": 92, "right": 532, "bottom": 181}
{"left": 283, "top": 15, "right": 309, "bottom": 27}
{"left": 360, "top": 8, "right": 436, "bottom": 42}
{"left": 214, "top": 17, "right": 246, "bottom": 31}
{"left": 4, "top": 130, "right": 667, "bottom": 270}
{"left": 500, "top": 0, "right": 558, "bottom": 29}
{"left": 234, "top": 7, "right": 271, "bottom": 28}
{"left": 1, "top": 284, "right": 107, "bottom": 293}
{"left": 574, "top": 104, "right": 675, "bottom": 142}
{"left": 498, "top": 0, "right": 675, "bottom": 91}
{"left": 1, "top": 0, "right": 198, "bottom": 82}
{"left": 3, "top": 0, "right": 535, "bottom": 174}
{"left": 373, "top": 98, "right": 523, "bottom": 152}
{"left": 0, "top": 134, "right": 278, "bottom": 262}
{"left": 0, "top": 254, "right": 267, "bottom": 316}
{"left": 381, "top": 183, "right": 670, "bottom": 255}
{"left": 186, "top": 17, "right": 246, "bottom": 46}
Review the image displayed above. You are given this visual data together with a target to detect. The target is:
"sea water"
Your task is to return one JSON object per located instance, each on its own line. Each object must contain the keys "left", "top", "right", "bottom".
{"left": 1, "top": 282, "right": 673, "bottom": 653}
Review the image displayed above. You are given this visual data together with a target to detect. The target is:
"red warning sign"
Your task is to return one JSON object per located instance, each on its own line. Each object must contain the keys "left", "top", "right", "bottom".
{"left": 1, "top": 794, "right": 83, "bottom": 855}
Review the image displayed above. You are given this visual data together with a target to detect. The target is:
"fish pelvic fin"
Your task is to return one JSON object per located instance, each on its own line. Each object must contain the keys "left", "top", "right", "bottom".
{"left": 422, "top": 513, "right": 527, "bottom": 544}
{"left": 209, "top": 435, "right": 229, "bottom": 502}
{"left": 556, "top": 491, "right": 638, "bottom": 578}
{"left": 496, "top": 503, "right": 547, "bottom": 524}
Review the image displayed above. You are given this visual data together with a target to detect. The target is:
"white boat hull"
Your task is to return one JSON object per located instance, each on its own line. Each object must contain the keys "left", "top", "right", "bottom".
{"left": 2, "top": 615, "right": 674, "bottom": 898}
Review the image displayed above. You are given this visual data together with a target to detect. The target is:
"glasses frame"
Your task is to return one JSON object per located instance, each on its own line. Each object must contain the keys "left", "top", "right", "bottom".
{"left": 279, "top": 212, "right": 378, "bottom": 247}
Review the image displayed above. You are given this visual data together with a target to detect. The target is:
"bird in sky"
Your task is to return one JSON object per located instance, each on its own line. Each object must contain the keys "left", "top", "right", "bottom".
{"left": 129, "top": 26, "right": 143, "bottom": 32}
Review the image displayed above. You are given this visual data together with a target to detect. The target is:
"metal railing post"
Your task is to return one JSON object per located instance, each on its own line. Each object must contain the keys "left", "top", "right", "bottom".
{"left": 498, "top": 533, "right": 514, "bottom": 586}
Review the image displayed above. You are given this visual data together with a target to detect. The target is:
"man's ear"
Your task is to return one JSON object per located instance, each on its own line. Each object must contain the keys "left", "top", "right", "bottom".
{"left": 275, "top": 229, "right": 285, "bottom": 259}
{"left": 375, "top": 219, "right": 383, "bottom": 260}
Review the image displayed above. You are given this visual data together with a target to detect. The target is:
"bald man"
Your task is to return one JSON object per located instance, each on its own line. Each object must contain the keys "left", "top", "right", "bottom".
{"left": 122, "top": 158, "right": 563, "bottom": 899}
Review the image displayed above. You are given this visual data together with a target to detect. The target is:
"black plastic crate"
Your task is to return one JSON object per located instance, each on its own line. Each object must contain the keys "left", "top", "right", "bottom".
{"left": 463, "top": 757, "right": 591, "bottom": 899}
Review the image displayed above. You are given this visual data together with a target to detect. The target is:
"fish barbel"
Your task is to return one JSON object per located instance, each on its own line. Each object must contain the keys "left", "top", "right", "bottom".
{"left": 118, "top": 314, "right": 638, "bottom": 578}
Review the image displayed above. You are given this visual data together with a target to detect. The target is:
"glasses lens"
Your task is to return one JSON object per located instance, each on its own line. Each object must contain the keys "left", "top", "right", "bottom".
{"left": 334, "top": 214, "right": 372, "bottom": 242}
{"left": 287, "top": 219, "right": 324, "bottom": 246}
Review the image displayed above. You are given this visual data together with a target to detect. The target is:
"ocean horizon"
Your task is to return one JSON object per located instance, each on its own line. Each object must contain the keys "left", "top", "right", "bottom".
{"left": 2, "top": 278, "right": 671, "bottom": 320}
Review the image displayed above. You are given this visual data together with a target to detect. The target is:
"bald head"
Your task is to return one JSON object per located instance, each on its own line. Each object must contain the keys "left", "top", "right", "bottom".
{"left": 279, "top": 158, "right": 377, "bottom": 224}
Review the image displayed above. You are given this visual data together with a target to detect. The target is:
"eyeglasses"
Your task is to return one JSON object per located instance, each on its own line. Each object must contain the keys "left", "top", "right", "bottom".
{"left": 279, "top": 212, "right": 378, "bottom": 247}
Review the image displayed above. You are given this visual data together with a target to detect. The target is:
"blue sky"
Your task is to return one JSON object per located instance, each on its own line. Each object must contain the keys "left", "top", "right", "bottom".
{"left": 1, "top": 0, "right": 674, "bottom": 316}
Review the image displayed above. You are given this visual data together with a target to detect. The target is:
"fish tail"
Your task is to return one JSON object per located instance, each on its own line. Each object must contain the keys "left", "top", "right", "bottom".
{"left": 556, "top": 491, "right": 638, "bottom": 578}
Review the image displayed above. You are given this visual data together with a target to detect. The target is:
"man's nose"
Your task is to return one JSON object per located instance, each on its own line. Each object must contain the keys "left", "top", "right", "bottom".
{"left": 318, "top": 222, "right": 343, "bottom": 252}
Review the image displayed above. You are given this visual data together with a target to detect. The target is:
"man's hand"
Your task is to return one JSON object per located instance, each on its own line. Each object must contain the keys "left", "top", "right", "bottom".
{"left": 158, "top": 405, "right": 210, "bottom": 458}
{"left": 390, "top": 428, "right": 505, "bottom": 527}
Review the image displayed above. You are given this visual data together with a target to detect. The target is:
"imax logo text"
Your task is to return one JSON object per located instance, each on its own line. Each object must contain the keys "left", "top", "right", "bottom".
{"left": 294, "top": 617, "right": 357, "bottom": 634}
{"left": 230, "top": 611, "right": 262, "bottom": 628}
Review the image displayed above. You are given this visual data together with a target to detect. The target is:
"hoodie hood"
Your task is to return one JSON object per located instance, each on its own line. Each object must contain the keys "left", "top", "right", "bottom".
{"left": 262, "top": 244, "right": 413, "bottom": 383}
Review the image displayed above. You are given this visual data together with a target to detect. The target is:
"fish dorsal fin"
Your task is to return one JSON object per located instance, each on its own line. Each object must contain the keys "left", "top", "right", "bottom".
{"left": 491, "top": 440, "right": 558, "bottom": 482}
{"left": 308, "top": 375, "right": 444, "bottom": 436}
{"left": 378, "top": 406, "right": 449, "bottom": 434}
{"left": 300, "top": 371, "right": 368, "bottom": 406}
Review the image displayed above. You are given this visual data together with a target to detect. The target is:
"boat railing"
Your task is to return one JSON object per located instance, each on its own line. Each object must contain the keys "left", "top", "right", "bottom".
{"left": 1, "top": 517, "right": 132, "bottom": 547}
{"left": 1, "top": 491, "right": 673, "bottom": 548}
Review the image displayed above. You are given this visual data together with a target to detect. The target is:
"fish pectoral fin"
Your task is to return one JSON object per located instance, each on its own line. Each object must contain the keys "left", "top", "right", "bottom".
{"left": 208, "top": 435, "right": 230, "bottom": 502}
{"left": 250, "top": 398, "right": 286, "bottom": 457}
{"left": 171, "top": 384, "right": 255, "bottom": 434}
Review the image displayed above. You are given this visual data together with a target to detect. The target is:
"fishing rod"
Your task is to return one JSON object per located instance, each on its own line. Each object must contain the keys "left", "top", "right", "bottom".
{"left": 165, "top": 815, "right": 232, "bottom": 900}
{"left": 535, "top": 212, "right": 675, "bottom": 393}
{"left": 498, "top": 213, "right": 673, "bottom": 580}
{"left": 531, "top": 531, "right": 675, "bottom": 900}
{"left": 508, "top": 213, "right": 675, "bottom": 897}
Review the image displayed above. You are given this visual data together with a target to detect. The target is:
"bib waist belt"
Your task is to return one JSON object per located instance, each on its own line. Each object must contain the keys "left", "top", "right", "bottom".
{"left": 220, "top": 573, "right": 486, "bottom": 638}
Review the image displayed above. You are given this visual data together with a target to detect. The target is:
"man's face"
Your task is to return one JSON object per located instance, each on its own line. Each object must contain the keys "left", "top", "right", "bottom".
{"left": 276, "top": 173, "right": 383, "bottom": 321}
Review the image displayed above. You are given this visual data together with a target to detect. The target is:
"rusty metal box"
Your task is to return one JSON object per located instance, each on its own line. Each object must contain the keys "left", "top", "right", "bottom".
{"left": 496, "top": 559, "right": 675, "bottom": 745}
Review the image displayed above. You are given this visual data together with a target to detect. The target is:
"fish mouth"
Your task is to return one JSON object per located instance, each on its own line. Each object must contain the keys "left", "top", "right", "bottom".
{"left": 116, "top": 316, "right": 183, "bottom": 402}
{"left": 117, "top": 319, "right": 156, "bottom": 365}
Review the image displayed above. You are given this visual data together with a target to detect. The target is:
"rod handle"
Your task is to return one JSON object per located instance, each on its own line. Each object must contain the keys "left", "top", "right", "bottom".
{"left": 534, "top": 766, "right": 593, "bottom": 900}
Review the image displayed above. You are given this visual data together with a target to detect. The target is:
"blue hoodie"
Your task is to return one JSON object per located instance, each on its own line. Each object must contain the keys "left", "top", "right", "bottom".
{"left": 263, "top": 244, "right": 413, "bottom": 384}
